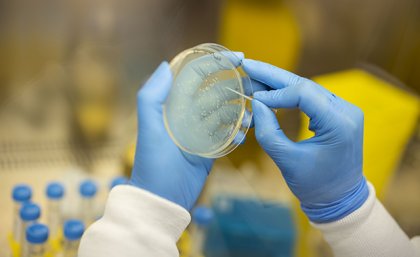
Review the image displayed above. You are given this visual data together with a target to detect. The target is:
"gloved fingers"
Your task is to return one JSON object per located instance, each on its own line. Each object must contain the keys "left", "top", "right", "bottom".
{"left": 236, "top": 110, "right": 253, "bottom": 144}
{"left": 137, "top": 61, "right": 172, "bottom": 108}
{"left": 233, "top": 130, "right": 246, "bottom": 145}
{"left": 243, "top": 59, "right": 303, "bottom": 89}
{"left": 224, "top": 51, "right": 245, "bottom": 66}
{"left": 242, "top": 109, "right": 254, "bottom": 128}
{"left": 136, "top": 62, "right": 172, "bottom": 136}
{"left": 253, "top": 84, "right": 331, "bottom": 121}
{"left": 240, "top": 76, "right": 254, "bottom": 96}
{"left": 240, "top": 71, "right": 270, "bottom": 97}
{"left": 252, "top": 100, "right": 296, "bottom": 153}
{"left": 250, "top": 79, "right": 270, "bottom": 93}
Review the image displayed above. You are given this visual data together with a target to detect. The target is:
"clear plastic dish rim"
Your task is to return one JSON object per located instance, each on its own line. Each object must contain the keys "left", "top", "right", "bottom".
{"left": 162, "top": 43, "right": 253, "bottom": 158}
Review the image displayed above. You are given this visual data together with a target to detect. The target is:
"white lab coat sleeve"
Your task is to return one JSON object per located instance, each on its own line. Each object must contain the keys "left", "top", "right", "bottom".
{"left": 313, "top": 182, "right": 420, "bottom": 257}
{"left": 78, "top": 185, "right": 191, "bottom": 257}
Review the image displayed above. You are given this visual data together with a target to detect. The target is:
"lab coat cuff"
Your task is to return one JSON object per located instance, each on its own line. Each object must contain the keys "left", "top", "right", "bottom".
{"left": 106, "top": 185, "right": 191, "bottom": 242}
{"left": 310, "top": 182, "right": 419, "bottom": 256}
{"left": 311, "top": 182, "right": 376, "bottom": 230}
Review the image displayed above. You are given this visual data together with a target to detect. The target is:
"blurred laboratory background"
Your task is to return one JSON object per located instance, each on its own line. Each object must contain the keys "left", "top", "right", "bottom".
{"left": 1, "top": 0, "right": 419, "bottom": 256}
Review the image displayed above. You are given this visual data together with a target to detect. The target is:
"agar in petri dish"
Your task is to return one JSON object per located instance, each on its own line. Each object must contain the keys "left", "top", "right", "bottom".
{"left": 163, "top": 43, "right": 253, "bottom": 158}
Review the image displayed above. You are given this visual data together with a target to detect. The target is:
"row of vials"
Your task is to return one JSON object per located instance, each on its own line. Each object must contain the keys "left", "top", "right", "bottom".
{"left": 9, "top": 176, "right": 128, "bottom": 257}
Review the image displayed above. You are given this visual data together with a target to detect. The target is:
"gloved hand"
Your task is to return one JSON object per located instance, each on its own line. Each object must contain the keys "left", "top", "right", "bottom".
{"left": 243, "top": 59, "right": 369, "bottom": 223}
{"left": 129, "top": 62, "right": 214, "bottom": 211}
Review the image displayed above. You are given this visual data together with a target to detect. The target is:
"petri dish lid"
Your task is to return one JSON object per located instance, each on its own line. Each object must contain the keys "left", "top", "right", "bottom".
{"left": 163, "top": 43, "right": 253, "bottom": 158}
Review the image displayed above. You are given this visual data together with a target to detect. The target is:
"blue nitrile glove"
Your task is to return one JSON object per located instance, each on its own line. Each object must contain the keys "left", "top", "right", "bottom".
{"left": 243, "top": 59, "right": 369, "bottom": 223}
{"left": 129, "top": 62, "right": 214, "bottom": 211}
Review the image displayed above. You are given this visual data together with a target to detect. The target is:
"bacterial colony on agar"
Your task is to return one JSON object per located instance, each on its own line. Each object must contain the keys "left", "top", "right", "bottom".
{"left": 163, "top": 43, "right": 253, "bottom": 158}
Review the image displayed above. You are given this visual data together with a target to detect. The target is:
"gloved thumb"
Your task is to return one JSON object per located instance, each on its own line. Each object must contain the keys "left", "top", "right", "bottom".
{"left": 137, "top": 61, "right": 172, "bottom": 109}
{"left": 252, "top": 100, "right": 294, "bottom": 157}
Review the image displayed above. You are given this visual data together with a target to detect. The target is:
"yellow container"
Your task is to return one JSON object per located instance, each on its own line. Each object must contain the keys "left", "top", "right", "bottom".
{"left": 219, "top": 0, "right": 301, "bottom": 71}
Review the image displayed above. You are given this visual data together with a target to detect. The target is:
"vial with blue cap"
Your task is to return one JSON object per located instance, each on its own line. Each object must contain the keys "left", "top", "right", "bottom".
{"left": 23, "top": 223, "right": 49, "bottom": 257}
{"left": 190, "top": 205, "right": 214, "bottom": 257}
{"left": 63, "top": 219, "right": 85, "bottom": 257}
{"left": 109, "top": 176, "right": 128, "bottom": 190}
{"left": 45, "top": 182, "right": 65, "bottom": 243}
{"left": 79, "top": 179, "right": 98, "bottom": 225}
{"left": 19, "top": 202, "right": 41, "bottom": 246}
{"left": 11, "top": 184, "right": 32, "bottom": 242}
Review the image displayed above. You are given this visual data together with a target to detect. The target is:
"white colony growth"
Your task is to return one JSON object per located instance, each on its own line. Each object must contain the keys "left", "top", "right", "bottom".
{"left": 164, "top": 52, "right": 245, "bottom": 155}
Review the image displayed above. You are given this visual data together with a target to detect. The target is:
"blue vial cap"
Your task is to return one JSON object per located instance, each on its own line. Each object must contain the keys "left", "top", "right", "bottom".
{"left": 46, "top": 182, "right": 65, "bottom": 199}
{"left": 64, "top": 219, "right": 85, "bottom": 240}
{"left": 79, "top": 180, "right": 97, "bottom": 198}
{"left": 26, "top": 223, "right": 49, "bottom": 244}
{"left": 110, "top": 176, "right": 128, "bottom": 189}
{"left": 20, "top": 202, "right": 41, "bottom": 222}
{"left": 12, "top": 184, "right": 32, "bottom": 203}
{"left": 192, "top": 206, "right": 214, "bottom": 227}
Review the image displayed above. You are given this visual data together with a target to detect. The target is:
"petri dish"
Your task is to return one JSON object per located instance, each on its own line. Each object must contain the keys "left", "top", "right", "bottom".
{"left": 163, "top": 43, "right": 253, "bottom": 158}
